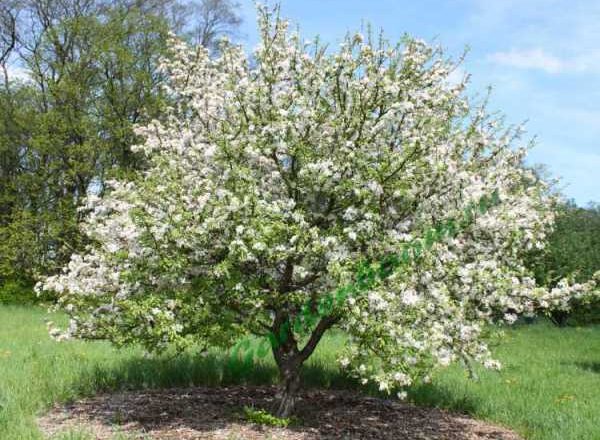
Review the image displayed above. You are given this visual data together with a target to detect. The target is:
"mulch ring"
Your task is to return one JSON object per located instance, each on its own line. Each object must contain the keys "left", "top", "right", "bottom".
{"left": 38, "top": 385, "right": 522, "bottom": 439}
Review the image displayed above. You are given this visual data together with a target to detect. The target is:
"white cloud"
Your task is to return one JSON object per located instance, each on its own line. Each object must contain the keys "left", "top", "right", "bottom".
{"left": 467, "top": 1, "right": 600, "bottom": 75}
{"left": 571, "top": 52, "right": 600, "bottom": 74}
{"left": 488, "top": 47, "right": 600, "bottom": 75}
{"left": 487, "top": 49, "right": 564, "bottom": 74}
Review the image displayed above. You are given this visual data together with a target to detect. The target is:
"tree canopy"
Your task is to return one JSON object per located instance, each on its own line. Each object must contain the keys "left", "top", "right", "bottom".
{"left": 0, "top": 0, "right": 241, "bottom": 287}
{"left": 39, "top": 6, "right": 599, "bottom": 416}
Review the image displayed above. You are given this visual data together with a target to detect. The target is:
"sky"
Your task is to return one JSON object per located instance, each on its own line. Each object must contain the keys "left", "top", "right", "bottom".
{"left": 235, "top": 0, "right": 600, "bottom": 205}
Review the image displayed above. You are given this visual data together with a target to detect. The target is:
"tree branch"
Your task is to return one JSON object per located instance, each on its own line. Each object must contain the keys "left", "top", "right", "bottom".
{"left": 297, "top": 315, "right": 338, "bottom": 364}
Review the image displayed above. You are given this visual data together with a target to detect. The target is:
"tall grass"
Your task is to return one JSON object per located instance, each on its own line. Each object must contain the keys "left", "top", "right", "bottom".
{"left": 409, "top": 323, "right": 600, "bottom": 440}
{"left": 0, "top": 305, "right": 351, "bottom": 439}
{"left": 1, "top": 305, "right": 599, "bottom": 439}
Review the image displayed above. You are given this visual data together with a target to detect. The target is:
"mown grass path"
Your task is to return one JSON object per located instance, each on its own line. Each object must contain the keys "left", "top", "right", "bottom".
{"left": 1, "top": 305, "right": 599, "bottom": 439}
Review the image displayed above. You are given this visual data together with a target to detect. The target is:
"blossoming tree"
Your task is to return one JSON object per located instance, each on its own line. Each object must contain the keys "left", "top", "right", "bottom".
{"left": 40, "top": 7, "right": 598, "bottom": 417}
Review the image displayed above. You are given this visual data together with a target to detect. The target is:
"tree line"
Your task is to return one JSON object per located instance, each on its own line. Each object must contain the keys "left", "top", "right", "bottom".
{"left": 0, "top": 0, "right": 242, "bottom": 292}
{"left": 529, "top": 201, "right": 600, "bottom": 324}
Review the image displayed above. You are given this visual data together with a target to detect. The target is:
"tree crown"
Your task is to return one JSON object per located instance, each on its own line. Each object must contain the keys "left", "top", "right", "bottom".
{"left": 40, "top": 6, "right": 599, "bottom": 397}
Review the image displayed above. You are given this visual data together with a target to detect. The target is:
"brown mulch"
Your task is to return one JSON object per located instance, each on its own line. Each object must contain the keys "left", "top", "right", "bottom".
{"left": 38, "top": 386, "right": 522, "bottom": 439}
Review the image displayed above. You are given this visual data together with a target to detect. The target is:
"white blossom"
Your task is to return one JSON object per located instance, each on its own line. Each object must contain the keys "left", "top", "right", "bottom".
{"left": 38, "top": 5, "right": 600, "bottom": 397}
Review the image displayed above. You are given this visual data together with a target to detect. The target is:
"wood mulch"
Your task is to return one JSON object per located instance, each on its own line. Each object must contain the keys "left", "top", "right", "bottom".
{"left": 38, "top": 385, "right": 522, "bottom": 439}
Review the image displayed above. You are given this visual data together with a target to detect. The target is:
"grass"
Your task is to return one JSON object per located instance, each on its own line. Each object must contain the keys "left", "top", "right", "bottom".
{"left": 409, "top": 324, "right": 600, "bottom": 440}
{"left": 1, "top": 305, "right": 599, "bottom": 439}
{"left": 242, "top": 406, "right": 295, "bottom": 428}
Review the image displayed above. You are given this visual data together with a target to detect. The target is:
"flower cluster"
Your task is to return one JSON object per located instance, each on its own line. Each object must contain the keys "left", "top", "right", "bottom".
{"left": 38, "top": 6, "right": 599, "bottom": 398}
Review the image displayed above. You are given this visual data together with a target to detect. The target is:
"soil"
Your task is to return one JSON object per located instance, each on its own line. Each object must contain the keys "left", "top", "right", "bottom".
{"left": 38, "top": 385, "right": 522, "bottom": 439}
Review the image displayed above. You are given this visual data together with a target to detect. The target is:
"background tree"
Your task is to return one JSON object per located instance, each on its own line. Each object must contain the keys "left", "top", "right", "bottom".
{"left": 40, "top": 7, "right": 598, "bottom": 417}
{"left": 0, "top": 1, "right": 18, "bottom": 82}
{"left": 189, "top": 0, "right": 242, "bottom": 50}
{"left": 0, "top": 0, "right": 171, "bottom": 287}
{"left": 528, "top": 201, "right": 600, "bottom": 324}
{"left": 0, "top": 0, "right": 242, "bottom": 296}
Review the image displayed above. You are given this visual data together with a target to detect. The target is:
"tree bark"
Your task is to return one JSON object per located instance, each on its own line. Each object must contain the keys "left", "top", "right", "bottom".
{"left": 550, "top": 309, "right": 569, "bottom": 327}
{"left": 271, "top": 312, "right": 302, "bottom": 418}
{"left": 275, "top": 360, "right": 302, "bottom": 418}
{"left": 271, "top": 315, "right": 337, "bottom": 417}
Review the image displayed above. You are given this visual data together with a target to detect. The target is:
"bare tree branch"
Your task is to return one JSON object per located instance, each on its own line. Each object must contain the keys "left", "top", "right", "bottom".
{"left": 0, "top": 1, "right": 18, "bottom": 85}
{"left": 189, "top": 0, "right": 242, "bottom": 50}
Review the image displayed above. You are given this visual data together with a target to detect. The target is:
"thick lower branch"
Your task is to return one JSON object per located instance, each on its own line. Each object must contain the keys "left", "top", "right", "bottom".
{"left": 298, "top": 315, "right": 338, "bottom": 363}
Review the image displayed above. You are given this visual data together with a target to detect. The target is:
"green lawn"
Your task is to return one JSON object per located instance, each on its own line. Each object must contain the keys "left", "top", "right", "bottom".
{"left": 1, "top": 305, "right": 599, "bottom": 440}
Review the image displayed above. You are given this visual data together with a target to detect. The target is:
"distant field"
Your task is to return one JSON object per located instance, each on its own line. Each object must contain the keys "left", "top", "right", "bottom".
{"left": 1, "top": 305, "right": 599, "bottom": 440}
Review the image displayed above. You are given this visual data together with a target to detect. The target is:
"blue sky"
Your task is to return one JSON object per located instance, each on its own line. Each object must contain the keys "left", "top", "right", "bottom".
{"left": 237, "top": 1, "right": 600, "bottom": 205}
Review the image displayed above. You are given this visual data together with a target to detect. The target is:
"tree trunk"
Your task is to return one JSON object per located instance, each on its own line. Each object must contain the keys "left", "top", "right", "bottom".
{"left": 271, "top": 320, "right": 303, "bottom": 418}
{"left": 270, "top": 315, "right": 336, "bottom": 417}
{"left": 275, "top": 361, "right": 301, "bottom": 418}
{"left": 551, "top": 310, "right": 569, "bottom": 327}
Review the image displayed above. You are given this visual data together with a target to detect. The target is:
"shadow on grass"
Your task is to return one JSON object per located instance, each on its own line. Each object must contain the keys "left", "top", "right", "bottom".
{"left": 573, "top": 361, "right": 600, "bottom": 374}
{"left": 63, "top": 346, "right": 480, "bottom": 422}
{"left": 408, "top": 382, "right": 479, "bottom": 415}
{"left": 70, "top": 349, "right": 362, "bottom": 399}
{"left": 77, "top": 351, "right": 278, "bottom": 395}
{"left": 83, "top": 351, "right": 475, "bottom": 409}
